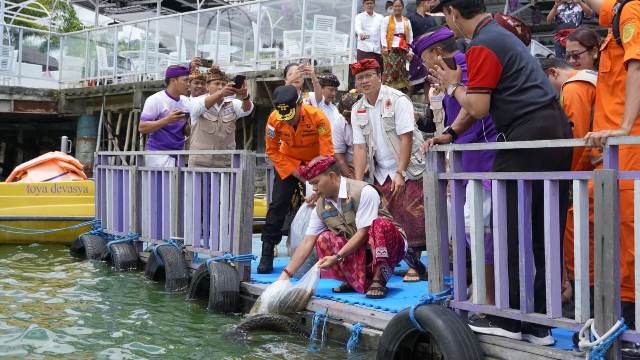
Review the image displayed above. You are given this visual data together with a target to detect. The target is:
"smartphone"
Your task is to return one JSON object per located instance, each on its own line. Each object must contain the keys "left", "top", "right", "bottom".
{"left": 233, "top": 74, "right": 246, "bottom": 89}
{"left": 181, "top": 111, "right": 190, "bottom": 118}
{"left": 201, "top": 59, "right": 213, "bottom": 68}
{"left": 301, "top": 57, "right": 312, "bottom": 66}
{"left": 443, "top": 57, "right": 457, "bottom": 71}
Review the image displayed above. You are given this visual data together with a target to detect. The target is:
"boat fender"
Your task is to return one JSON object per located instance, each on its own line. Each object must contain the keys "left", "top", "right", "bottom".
{"left": 207, "top": 261, "right": 240, "bottom": 313}
{"left": 144, "top": 245, "right": 189, "bottom": 292}
{"left": 186, "top": 263, "right": 210, "bottom": 301}
{"left": 108, "top": 242, "right": 139, "bottom": 271}
{"left": 376, "top": 304, "right": 483, "bottom": 360}
{"left": 69, "top": 234, "right": 107, "bottom": 260}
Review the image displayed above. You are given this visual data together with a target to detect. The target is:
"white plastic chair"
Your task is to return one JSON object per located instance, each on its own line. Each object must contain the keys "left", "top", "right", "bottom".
{"left": 95, "top": 46, "right": 114, "bottom": 81}
{"left": 283, "top": 30, "right": 303, "bottom": 60}
{"left": 312, "top": 15, "right": 337, "bottom": 65}
{"left": 0, "top": 46, "right": 14, "bottom": 85}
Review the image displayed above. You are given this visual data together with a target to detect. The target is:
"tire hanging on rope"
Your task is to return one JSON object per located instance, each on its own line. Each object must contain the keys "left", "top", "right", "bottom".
{"left": 69, "top": 234, "right": 107, "bottom": 260}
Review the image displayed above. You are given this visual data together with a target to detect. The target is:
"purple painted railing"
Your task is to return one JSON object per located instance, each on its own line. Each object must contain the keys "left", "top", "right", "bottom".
{"left": 94, "top": 150, "right": 256, "bottom": 280}
{"left": 425, "top": 136, "right": 640, "bottom": 356}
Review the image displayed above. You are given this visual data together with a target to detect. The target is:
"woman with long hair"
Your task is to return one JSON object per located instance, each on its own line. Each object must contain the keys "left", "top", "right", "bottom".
{"left": 380, "top": 0, "right": 413, "bottom": 91}
{"left": 565, "top": 27, "right": 601, "bottom": 71}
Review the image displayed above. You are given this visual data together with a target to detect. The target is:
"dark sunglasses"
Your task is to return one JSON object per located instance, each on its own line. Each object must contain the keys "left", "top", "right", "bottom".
{"left": 565, "top": 48, "right": 591, "bottom": 61}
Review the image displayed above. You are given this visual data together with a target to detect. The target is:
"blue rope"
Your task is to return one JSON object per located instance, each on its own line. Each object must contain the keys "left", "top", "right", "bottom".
{"left": 106, "top": 233, "right": 139, "bottom": 253}
{"left": 308, "top": 310, "right": 328, "bottom": 352}
{"left": 151, "top": 240, "right": 182, "bottom": 267}
{"left": 205, "top": 252, "right": 256, "bottom": 273}
{"left": 589, "top": 318, "right": 628, "bottom": 360}
{"left": 409, "top": 288, "right": 453, "bottom": 334}
{"left": 0, "top": 219, "right": 99, "bottom": 235}
{"left": 346, "top": 323, "right": 364, "bottom": 353}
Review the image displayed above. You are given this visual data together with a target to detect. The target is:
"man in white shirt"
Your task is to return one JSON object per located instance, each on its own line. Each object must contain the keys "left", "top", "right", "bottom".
{"left": 306, "top": 71, "right": 356, "bottom": 177}
{"left": 188, "top": 66, "right": 253, "bottom": 167}
{"left": 277, "top": 156, "right": 406, "bottom": 299}
{"left": 350, "top": 58, "right": 428, "bottom": 283}
{"left": 355, "top": 0, "right": 385, "bottom": 69}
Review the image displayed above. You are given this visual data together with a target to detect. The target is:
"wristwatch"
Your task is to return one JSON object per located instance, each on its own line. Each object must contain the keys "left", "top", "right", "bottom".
{"left": 396, "top": 169, "right": 407, "bottom": 178}
{"left": 446, "top": 82, "right": 463, "bottom": 97}
{"left": 335, "top": 254, "right": 344, "bottom": 263}
{"left": 241, "top": 94, "right": 251, "bottom": 101}
{"left": 443, "top": 125, "right": 459, "bottom": 141}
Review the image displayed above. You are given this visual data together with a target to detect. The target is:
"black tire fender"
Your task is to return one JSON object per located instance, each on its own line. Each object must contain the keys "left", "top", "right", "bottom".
{"left": 233, "top": 314, "right": 308, "bottom": 337}
{"left": 207, "top": 261, "right": 239, "bottom": 313}
{"left": 144, "top": 245, "right": 189, "bottom": 292}
{"left": 110, "top": 242, "right": 139, "bottom": 271}
{"left": 186, "top": 264, "right": 210, "bottom": 301}
{"left": 69, "top": 234, "right": 106, "bottom": 260}
{"left": 376, "top": 304, "right": 483, "bottom": 360}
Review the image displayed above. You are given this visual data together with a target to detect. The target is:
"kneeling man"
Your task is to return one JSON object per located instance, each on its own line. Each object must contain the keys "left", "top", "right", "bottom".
{"left": 278, "top": 156, "right": 406, "bottom": 299}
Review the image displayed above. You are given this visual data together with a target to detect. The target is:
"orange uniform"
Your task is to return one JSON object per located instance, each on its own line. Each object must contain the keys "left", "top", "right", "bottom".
{"left": 562, "top": 71, "right": 598, "bottom": 286}
{"left": 265, "top": 103, "right": 334, "bottom": 179}
{"left": 590, "top": 0, "right": 640, "bottom": 302}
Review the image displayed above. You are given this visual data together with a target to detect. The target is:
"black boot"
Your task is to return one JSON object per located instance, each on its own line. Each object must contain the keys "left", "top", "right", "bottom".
{"left": 257, "top": 242, "right": 274, "bottom": 274}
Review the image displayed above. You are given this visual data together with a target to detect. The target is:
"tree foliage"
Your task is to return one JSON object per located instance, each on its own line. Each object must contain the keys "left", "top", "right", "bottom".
{"left": 6, "top": 0, "right": 84, "bottom": 33}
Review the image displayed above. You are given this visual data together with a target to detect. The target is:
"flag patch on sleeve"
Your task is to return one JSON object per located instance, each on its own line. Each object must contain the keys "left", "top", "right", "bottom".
{"left": 267, "top": 124, "right": 276, "bottom": 138}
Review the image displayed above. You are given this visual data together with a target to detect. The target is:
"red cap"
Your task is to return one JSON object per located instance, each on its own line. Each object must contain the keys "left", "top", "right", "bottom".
{"left": 298, "top": 156, "right": 336, "bottom": 181}
{"left": 350, "top": 59, "right": 380, "bottom": 76}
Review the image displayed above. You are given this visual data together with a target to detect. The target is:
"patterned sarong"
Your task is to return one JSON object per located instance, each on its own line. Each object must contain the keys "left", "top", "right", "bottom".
{"left": 375, "top": 178, "right": 426, "bottom": 250}
{"left": 315, "top": 217, "right": 406, "bottom": 293}
{"left": 382, "top": 47, "right": 410, "bottom": 90}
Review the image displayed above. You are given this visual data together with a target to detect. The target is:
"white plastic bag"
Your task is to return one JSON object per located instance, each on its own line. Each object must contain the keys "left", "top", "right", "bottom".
{"left": 289, "top": 205, "right": 313, "bottom": 252}
{"left": 251, "top": 264, "right": 320, "bottom": 315}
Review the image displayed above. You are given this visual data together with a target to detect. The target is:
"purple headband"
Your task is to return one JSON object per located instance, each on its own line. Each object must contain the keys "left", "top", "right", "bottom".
{"left": 165, "top": 65, "right": 191, "bottom": 79}
{"left": 412, "top": 27, "right": 455, "bottom": 58}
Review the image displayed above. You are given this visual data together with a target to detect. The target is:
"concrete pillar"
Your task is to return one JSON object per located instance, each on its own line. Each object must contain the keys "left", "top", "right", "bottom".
{"left": 76, "top": 114, "right": 98, "bottom": 176}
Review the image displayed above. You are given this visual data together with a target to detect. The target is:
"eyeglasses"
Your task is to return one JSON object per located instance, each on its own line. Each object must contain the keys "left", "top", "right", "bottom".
{"left": 565, "top": 48, "right": 591, "bottom": 61}
{"left": 355, "top": 72, "right": 378, "bottom": 82}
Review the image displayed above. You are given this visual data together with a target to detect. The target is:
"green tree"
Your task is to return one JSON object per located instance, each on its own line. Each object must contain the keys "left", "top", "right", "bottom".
{"left": 6, "top": 0, "right": 84, "bottom": 33}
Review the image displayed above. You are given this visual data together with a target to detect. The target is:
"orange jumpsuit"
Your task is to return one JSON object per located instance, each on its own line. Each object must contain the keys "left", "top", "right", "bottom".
{"left": 265, "top": 103, "right": 334, "bottom": 179}
{"left": 592, "top": 0, "right": 640, "bottom": 303}
{"left": 561, "top": 72, "right": 597, "bottom": 285}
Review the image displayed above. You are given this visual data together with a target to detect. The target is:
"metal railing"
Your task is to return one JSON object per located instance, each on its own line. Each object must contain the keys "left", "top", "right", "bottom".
{"left": 0, "top": 0, "right": 358, "bottom": 89}
{"left": 94, "top": 150, "right": 258, "bottom": 279}
{"left": 424, "top": 136, "right": 640, "bottom": 356}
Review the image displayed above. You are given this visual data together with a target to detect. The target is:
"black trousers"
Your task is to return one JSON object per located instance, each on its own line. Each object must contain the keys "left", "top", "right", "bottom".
{"left": 261, "top": 174, "right": 301, "bottom": 247}
{"left": 493, "top": 102, "right": 573, "bottom": 315}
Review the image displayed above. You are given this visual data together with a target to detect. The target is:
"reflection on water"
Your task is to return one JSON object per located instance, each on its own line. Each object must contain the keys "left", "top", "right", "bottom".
{"left": 0, "top": 245, "right": 370, "bottom": 359}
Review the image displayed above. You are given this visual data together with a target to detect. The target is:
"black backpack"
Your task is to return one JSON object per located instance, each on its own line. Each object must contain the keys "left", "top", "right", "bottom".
{"left": 613, "top": 0, "right": 635, "bottom": 45}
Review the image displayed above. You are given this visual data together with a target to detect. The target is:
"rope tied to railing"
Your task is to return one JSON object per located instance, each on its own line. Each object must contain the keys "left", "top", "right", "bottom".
{"left": 409, "top": 288, "right": 453, "bottom": 334}
{"left": 578, "top": 317, "right": 628, "bottom": 359}
{"left": 346, "top": 322, "right": 364, "bottom": 353}
{"left": 106, "top": 232, "right": 140, "bottom": 253}
{"left": 151, "top": 240, "right": 182, "bottom": 267}
{"left": 0, "top": 218, "right": 100, "bottom": 235}
{"left": 205, "top": 252, "right": 256, "bottom": 272}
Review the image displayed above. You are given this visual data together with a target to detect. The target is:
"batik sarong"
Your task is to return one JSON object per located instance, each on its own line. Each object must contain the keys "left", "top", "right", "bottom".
{"left": 375, "top": 178, "right": 426, "bottom": 250}
{"left": 315, "top": 217, "right": 406, "bottom": 293}
{"left": 382, "top": 47, "right": 410, "bottom": 90}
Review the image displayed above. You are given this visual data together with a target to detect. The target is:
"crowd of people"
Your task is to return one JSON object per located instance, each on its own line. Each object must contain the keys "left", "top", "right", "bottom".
{"left": 137, "top": 0, "right": 640, "bottom": 350}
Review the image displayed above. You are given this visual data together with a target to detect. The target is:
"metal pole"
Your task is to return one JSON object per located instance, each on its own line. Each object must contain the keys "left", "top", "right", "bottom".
{"left": 301, "top": 0, "right": 306, "bottom": 61}
{"left": 349, "top": 0, "right": 357, "bottom": 64}
{"left": 214, "top": 9, "right": 220, "bottom": 64}
{"left": 254, "top": 1, "right": 262, "bottom": 70}
{"left": 94, "top": 0, "right": 99, "bottom": 27}
{"left": 177, "top": 15, "right": 183, "bottom": 61}
{"left": 113, "top": 26, "right": 118, "bottom": 82}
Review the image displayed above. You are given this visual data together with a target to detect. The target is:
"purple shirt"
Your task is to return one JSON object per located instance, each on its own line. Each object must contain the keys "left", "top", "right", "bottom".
{"left": 140, "top": 90, "right": 189, "bottom": 151}
{"left": 444, "top": 52, "right": 496, "bottom": 175}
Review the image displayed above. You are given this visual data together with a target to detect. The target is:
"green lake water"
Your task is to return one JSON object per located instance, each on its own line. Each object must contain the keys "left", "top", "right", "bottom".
{"left": 0, "top": 244, "right": 370, "bottom": 359}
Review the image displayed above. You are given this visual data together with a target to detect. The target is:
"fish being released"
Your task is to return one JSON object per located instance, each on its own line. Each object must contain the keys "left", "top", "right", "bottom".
{"left": 250, "top": 264, "right": 320, "bottom": 315}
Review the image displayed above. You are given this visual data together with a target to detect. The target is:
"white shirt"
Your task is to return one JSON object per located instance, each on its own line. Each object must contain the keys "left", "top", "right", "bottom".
{"left": 351, "top": 85, "right": 415, "bottom": 184}
{"left": 307, "top": 92, "right": 351, "bottom": 159}
{"left": 332, "top": 114, "right": 353, "bottom": 161}
{"left": 305, "top": 177, "right": 381, "bottom": 236}
{"left": 189, "top": 95, "right": 254, "bottom": 125}
{"left": 354, "top": 11, "right": 384, "bottom": 54}
{"left": 380, "top": 16, "right": 413, "bottom": 48}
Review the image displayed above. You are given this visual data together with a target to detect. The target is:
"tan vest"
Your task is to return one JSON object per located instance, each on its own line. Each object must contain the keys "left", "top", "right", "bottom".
{"left": 188, "top": 101, "right": 237, "bottom": 167}
{"left": 315, "top": 178, "right": 404, "bottom": 239}
{"left": 353, "top": 85, "right": 426, "bottom": 179}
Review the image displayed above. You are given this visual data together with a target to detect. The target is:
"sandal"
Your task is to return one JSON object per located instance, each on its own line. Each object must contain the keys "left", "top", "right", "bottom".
{"left": 332, "top": 282, "right": 355, "bottom": 293}
{"left": 366, "top": 280, "right": 388, "bottom": 299}
{"left": 403, "top": 268, "right": 427, "bottom": 282}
